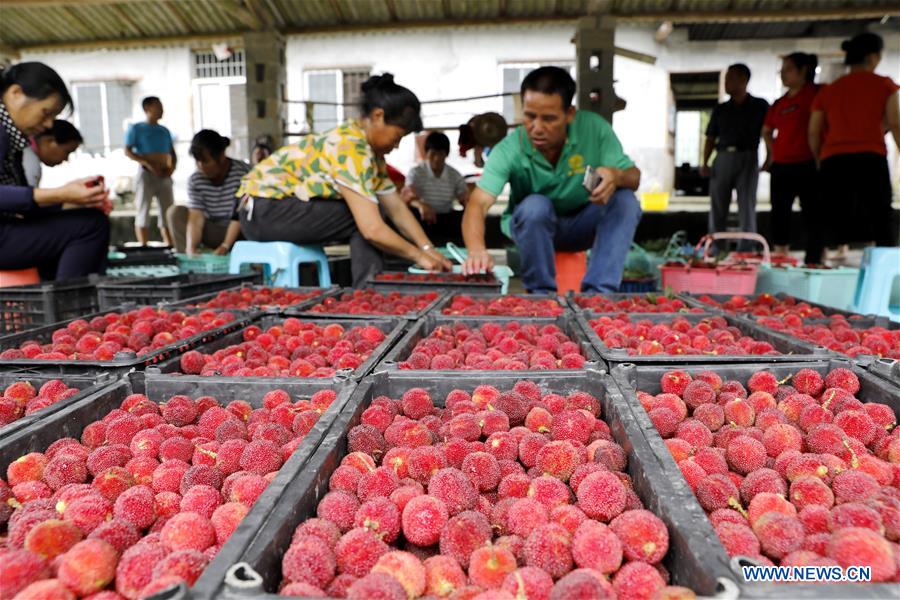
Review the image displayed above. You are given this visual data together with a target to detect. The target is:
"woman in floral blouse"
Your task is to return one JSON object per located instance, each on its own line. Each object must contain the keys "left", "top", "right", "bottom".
{"left": 237, "top": 73, "right": 451, "bottom": 286}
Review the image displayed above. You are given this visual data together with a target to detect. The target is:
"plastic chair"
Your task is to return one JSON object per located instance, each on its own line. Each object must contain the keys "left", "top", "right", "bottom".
{"left": 851, "top": 247, "right": 900, "bottom": 321}
{"left": 0, "top": 268, "right": 40, "bottom": 288}
{"left": 228, "top": 241, "right": 331, "bottom": 287}
{"left": 555, "top": 251, "right": 587, "bottom": 295}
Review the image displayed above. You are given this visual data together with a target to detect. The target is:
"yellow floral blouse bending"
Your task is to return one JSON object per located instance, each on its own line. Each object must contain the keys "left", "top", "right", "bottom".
{"left": 236, "top": 120, "right": 395, "bottom": 203}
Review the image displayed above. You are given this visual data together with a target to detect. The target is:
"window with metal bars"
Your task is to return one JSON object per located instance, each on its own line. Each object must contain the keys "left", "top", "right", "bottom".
{"left": 303, "top": 68, "right": 371, "bottom": 132}
{"left": 500, "top": 62, "right": 575, "bottom": 121}
{"left": 193, "top": 50, "right": 246, "bottom": 79}
{"left": 72, "top": 81, "right": 133, "bottom": 155}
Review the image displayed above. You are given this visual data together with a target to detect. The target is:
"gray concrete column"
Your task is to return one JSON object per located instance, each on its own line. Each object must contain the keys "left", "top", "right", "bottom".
{"left": 574, "top": 15, "right": 616, "bottom": 121}
{"left": 243, "top": 31, "right": 286, "bottom": 149}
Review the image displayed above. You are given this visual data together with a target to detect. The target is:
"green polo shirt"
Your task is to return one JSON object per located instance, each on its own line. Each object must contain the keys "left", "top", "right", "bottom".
{"left": 478, "top": 110, "right": 635, "bottom": 239}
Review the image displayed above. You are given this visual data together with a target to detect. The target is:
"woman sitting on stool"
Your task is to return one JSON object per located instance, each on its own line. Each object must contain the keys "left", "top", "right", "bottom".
{"left": 167, "top": 129, "right": 247, "bottom": 256}
{"left": 236, "top": 73, "right": 451, "bottom": 287}
{"left": 0, "top": 62, "right": 109, "bottom": 280}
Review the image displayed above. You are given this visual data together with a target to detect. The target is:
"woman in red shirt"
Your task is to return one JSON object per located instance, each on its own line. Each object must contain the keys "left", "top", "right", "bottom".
{"left": 763, "top": 52, "right": 823, "bottom": 264}
{"left": 810, "top": 33, "right": 900, "bottom": 254}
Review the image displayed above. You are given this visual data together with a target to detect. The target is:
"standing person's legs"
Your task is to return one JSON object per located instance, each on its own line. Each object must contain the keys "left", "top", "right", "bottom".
{"left": 156, "top": 177, "right": 175, "bottom": 247}
{"left": 133, "top": 168, "right": 155, "bottom": 245}
{"left": 556, "top": 189, "right": 642, "bottom": 293}
{"left": 863, "top": 154, "right": 897, "bottom": 247}
{"left": 795, "top": 160, "right": 825, "bottom": 264}
{"left": 708, "top": 153, "right": 736, "bottom": 236}
{"left": 769, "top": 163, "right": 794, "bottom": 252}
{"left": 509, "top": 194, "right": 558, "bottom": 293}
{"left": 734, "top": 151, "right": 760, "bottom": 251}
{"left": 240, "top": 197, "right": 382, "bottom": 287}
{"left": 166, "top": 205, "right": 189, "bottom": 253}
{"left": 0, "top": 210, "right": 110, "bottom": 279}
{"left": 819, "top": 155, "right": 854, "bottom": 249}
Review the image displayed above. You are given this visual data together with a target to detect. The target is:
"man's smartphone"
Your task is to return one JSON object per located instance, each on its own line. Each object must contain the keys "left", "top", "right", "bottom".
{"left": 582, "top": 166, "right": 603, "bottom": 192}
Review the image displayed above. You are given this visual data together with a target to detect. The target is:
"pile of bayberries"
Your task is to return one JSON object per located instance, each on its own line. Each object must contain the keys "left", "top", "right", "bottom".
{"left": 637, "top": 367, "right": 899, "bottom": 581}
{"left": 374, "top": 273, "right": 498, "bottom": 284}
{"left": 587, "top": 315, "right": 780, "bottom": 356}
{"left": 398, "top": 322, "right": 586, "bottom": 370}
{"left": 575, "top": 295, "right": 701, "bottom": 314}
{"left": 0, "top": 380, "right": 82, "bottom": 427}
{"left": 275, "top": 383, "right": 699, "bottom": 599}
{"left": 0, "top": 308, "right": 236, "bottom": 362}
{"left": 1, "top": 387, "right": 337, "bottom": 598}
{"left": 694, "top": 294, "right": 837, "bottom": 319}
{"left": 189, "top": 287, "right": 324, "bottom": 310}
{"left": 754, "top": 315, "right": 900, "bottom": 360}
{"left": 442, "top": 295, "right": 564, "bottom": 317}
{"left": 306, "top": 290, "right": 439, "bottom": 316}
{"left": 179, "top": 320, "right": 387, "bottom": 377}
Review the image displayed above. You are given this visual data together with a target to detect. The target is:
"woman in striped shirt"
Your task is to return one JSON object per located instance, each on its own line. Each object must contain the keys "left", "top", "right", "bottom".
{"left": 167, "top": 129, "right": 248, "bottom": 256}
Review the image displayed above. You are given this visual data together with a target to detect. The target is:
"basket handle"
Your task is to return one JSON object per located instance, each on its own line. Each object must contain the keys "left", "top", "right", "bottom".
{"left": 697, "top": 232, "right": 771, "bottom": 264}
{"left": 445, "top": 242, "right": 468, "bottom": 266}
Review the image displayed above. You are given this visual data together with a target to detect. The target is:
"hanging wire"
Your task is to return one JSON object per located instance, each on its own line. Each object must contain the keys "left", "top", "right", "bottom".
{"left": 285, "top": 91, "right": 517, "bottom": 106}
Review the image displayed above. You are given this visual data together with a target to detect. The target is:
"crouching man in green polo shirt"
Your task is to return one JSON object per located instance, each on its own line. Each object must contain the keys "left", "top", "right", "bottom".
{"left": 461, "top": 67, "right": 642, "bottom": 293}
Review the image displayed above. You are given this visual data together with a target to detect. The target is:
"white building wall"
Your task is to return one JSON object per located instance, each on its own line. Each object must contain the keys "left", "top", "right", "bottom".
{"left": 19, "top": 46, "right": 195, "bottom": 201}
{"left": 22, "top": 23, "right": 900, "bottom": 203}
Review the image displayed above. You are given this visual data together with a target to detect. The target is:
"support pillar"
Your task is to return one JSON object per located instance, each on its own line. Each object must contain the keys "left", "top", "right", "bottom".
{"left": 243, "top": 31, "right": 286, "bottom": 150}
{"left": 574, "top": 15, "right": 616, "bottom": 121}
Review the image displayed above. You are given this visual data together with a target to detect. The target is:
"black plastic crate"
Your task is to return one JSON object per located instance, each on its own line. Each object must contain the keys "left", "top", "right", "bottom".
{"left": 0, "top": 370, "right": 118, "bottom": 438}
{"left": 377, "top": 313, "right": 602, "bottom": 375}
{"left": 433, "top": 292, "right": 568, "bottom": 317}
{"left": 869, "top": 358, "right": 900, "bottom": 387}
{"left": 167, "top": 285, "right": 341, "bottom": 313}
{"left": 97, "top": 273, "right": 262, "bottom": 310}
{"left": 612, "top": 360, "right": 899, "bottom": 599}
{"left": 0, "top": 277, "right": 101, "bottom": 334}
{"left": 0, "top": 372, "right": 357, "bottom": 600}
{"left": 184, "top": 368, "right": 739, "bottom": 600}
{"left": 286, "top": 288, "right": 446, "bottom": 321}
{"left": 577, "top": 312, "right": 832, "bottom": 366}
{"left": 147, "top": 314, "right": 407, "bottom": 381}
{"left": 0, "top": 306, "right": 251, "bottom": 375}
{"left": 567, "top": 292, "right": 707, "bottom": 316}
{"left": 367, "top": 271, "right": 503, "bottom": 294}
{"left": 108, "top": 245, "right": 178, "bottom": 267}
{"left": 738, "top": 312, "right": 900, "bottom": 368}
{"left": 680, "top": 292, "right": 877, "bottom": 321}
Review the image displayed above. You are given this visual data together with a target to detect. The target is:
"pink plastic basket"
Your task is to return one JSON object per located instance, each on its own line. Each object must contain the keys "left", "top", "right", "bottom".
{"left": 659, "top": 232, "right": 769, "bottom": 295}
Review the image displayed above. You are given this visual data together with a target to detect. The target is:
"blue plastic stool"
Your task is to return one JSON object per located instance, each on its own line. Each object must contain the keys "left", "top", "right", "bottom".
{"left": 851, "top": 247, "right": 900, "bottom": 321}
{"left": 228, "top": 241, "right": 331, "bottom": 287}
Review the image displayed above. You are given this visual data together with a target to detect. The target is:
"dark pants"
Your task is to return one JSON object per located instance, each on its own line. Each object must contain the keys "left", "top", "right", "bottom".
{"left": 0, "top": 209, "right": 110, "bottom": 280}
{"left": 770, "top": 160, "right": 824, "bottom": 264}
{"left": 709, "top": 149, "right": 759, "bottom": 250}
{"left": 509, "top": 191, "right": 642, "bottom": 293}
{"left": 239, "top": 196, "right": 382, "bottom": 288}
{"left": 166, "top": 205, "right": 238, "bottom": 254}
{"left": 413, "top": 211, "right": 464, "bottom": 247}
{"left": 820, "top": 152, "right": 896, "bottom": 247}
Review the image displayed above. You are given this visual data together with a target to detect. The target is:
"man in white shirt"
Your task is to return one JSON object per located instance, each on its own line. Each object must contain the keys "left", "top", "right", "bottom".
{"left": 402, "top": 131, "right": 469, "bottom": 245}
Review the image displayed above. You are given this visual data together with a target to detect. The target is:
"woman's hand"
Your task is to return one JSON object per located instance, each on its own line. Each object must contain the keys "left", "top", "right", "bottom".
{"left": 213, "top": 245, "right": 229, "bottom": 256}
{"left": 415, "top": 249, "right": 451, "bottom": 272}
{"left": 65, "top": 177, "right": 108, "bottom": 205}
{"left": 37, "top": 177, "right": 108, "bottom": 208}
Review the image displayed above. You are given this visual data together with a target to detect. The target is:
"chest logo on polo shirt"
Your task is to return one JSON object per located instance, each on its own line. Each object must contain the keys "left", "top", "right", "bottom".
{"left": 567, "top": 154, "right": 585, "bottom": 177}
